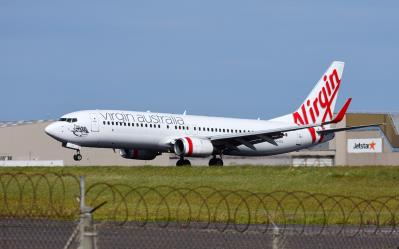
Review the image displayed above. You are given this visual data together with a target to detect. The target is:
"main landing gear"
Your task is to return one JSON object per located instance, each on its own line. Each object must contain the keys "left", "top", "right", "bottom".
{"left": 209, "top": 155, "right": 223, "bottom": 166}
{"left": 73, "top": 151, "right": 82, "bottom": 161}
{"left": 175, "top": 155, "right": 223, "bottom": 167}
{"left": 176, "top": 156, "right": 191, "bottom": 166}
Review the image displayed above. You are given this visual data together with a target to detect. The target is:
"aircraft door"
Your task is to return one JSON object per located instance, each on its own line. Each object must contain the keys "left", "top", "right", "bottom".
{"left": 90, "top": 113, "right": 100, "bottom": 132}
{"left": 296, "top": 130, "right": 303, "bottom": 146}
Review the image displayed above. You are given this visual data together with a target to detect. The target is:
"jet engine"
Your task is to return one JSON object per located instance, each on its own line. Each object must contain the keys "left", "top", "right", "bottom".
{"left": 174, "top": 137, "right": 214, "bottom": 157}
{"left": 119, "top": 149, "right": 160, "bottom": 160}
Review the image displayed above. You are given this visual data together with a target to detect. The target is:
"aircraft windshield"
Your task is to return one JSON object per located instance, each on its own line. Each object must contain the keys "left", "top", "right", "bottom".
{"left": 58, "top": 118, "right": 78, "bottom": 123}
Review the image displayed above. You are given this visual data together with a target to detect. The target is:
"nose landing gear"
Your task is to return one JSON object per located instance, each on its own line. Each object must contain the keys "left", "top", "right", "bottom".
{"left": 62, "top": 142, "right": 83, "bottom": 162}
{"left": 73, "top": 151, "right": 82, "bottom": 161}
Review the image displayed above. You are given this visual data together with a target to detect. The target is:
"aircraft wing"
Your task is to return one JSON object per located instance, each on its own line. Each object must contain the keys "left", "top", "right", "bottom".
{"left": 208, "top": 98, "right": 380, "bottom": 150}
{"left": 208, "top": 123, "right": 321, "bottom": 149}
{"left": 316, "top": 124, "right": 382, "bottom": 135}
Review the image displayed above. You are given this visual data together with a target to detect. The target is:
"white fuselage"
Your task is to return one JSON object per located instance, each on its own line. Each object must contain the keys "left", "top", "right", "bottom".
{"left": 45, "top": 110, "right": 333, "bottom": 157}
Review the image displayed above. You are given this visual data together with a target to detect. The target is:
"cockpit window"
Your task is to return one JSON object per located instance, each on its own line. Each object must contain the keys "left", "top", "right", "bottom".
{"left": 59, "top": 118, "right": 78, "bottom": 123}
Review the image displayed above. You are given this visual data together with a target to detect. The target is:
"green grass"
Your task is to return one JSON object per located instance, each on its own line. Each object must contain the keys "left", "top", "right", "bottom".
{"left": 0, "top": 166, "right": 398, "bottom": 225}
{"left": 1, "top": 165, "right": 398, "bottom": 196}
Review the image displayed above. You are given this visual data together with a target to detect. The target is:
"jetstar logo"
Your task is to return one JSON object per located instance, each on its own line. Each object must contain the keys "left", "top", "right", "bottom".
{"left": 353, "top": 141, "right": 376, "bottom": 150}
{"left": 347, "top": 139, "right": 382, "bottom": 153}
{"left": 292, "top": 68, "right": 341, "bottom": 143}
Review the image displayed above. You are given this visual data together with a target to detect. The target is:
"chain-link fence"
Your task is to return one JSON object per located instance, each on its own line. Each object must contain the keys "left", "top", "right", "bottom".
{"left": 0, "top": 172, "right": 398, "bottom": 249}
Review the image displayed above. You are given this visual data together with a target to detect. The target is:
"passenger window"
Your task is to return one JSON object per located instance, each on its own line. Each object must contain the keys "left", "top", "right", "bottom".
{"left": 145, "top": 124, "right": 148, "bottom": 127}
{"left": 167, "top": 125, "right": 169, "bottom": 129}
{"left": 194, "top": 127, "right": 196, "bottom": 131}
{"left": 124, "top": 123, "right": 126, "bottom": 126}
{"left": 187, "top": 126, "right": 189, "bottom": 130}
{"left": 111, "top": 122, "right": 114, "bottom": 125}
{"left": 219, "top": 128, "right": 221, "bottom": 132}
{"left": 199, "top": 127, "right": 201, "bottom": 131}
{"left": 207, "top": 128, "right": 209, "bottom": 131}
{"left": 103, "top": 121, "right": 106, "bottom": 125}
{"left": 158, "top": 124, "right": 161, "bottom": 128}
{"left": 150, "top": 124, "right": 152, "bottom": 128}
{"left": 107, "top": 121, "right": 110, "bottom": 125}
{"left": 182, "top": 126, "right": 185, "bottom": 130}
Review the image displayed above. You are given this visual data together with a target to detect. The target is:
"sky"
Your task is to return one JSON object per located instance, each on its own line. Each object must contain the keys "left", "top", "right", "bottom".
{"left": 0, "top": 0, "right": 398, "bottom": 121}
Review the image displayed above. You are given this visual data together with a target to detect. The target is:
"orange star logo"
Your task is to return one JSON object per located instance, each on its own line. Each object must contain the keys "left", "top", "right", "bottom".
{"left": 369, "top": 141, "right": 376, "bottom": 150}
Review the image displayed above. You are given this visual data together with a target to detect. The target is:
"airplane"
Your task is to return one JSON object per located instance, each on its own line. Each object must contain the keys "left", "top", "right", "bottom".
{"left": 45, "top": 61, "right": 380, "bottom": 166}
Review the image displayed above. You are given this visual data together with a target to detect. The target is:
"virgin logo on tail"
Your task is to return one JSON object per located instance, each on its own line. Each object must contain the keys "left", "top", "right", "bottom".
{"left": 292, "top": 68, "right": 342, "bottom": 143}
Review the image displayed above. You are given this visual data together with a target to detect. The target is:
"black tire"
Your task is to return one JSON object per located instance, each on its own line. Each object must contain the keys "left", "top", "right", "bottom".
{"left": 73, "top": 154, "right": 78, "bottom": 161}
{"left": 209, "top": 158, "right": 217, "bottom": 166}
{"left": 176, "top": 159, "right": 191, "bottom": 167}
{"left": 216, "top": 158, "right": 224, "bottom": 166}
{"left": 76, "top": 154, "right": 82, "bottom": 161}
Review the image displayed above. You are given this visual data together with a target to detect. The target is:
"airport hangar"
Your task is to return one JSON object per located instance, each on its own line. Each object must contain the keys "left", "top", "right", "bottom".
{"left": 1, "top": 113, "right": 398, "bottom": 167}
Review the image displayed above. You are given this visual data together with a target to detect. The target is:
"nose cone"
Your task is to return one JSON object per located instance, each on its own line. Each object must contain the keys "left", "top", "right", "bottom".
{"left": 45, "top": 123, "right": 58, "bottom": 138}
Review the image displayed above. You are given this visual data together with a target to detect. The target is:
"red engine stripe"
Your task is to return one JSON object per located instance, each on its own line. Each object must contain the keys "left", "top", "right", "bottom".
{"left": 185, "top": 137, "right": 193, "bottom": 156}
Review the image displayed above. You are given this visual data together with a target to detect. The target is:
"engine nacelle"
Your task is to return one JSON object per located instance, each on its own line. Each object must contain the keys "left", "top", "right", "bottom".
{"left": 119, "top": 149, "right": 159, "bottom": 160}
{"left": 174, "top": 137, "right": 214, "bottom": 157}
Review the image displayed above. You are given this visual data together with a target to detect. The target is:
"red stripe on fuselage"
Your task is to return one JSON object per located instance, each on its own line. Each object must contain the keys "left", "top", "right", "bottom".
{"left": 185, "top": 137, "right": 193, "bottom": 156}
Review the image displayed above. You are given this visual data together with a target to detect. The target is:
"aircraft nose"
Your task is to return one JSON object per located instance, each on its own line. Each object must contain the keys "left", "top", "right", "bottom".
{"left": 45, "top": 123, "right": 58, "bottom": 137}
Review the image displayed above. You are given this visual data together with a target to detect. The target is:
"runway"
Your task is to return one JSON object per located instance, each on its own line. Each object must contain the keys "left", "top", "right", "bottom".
{"left": 1, "top": 219, "right": 398, "bottom": 249}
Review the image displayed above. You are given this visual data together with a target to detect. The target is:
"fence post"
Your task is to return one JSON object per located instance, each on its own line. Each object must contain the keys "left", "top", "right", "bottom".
{"left": 272, "top": 224, "right": 280, "bottom": 249}
{"left": 78, "top": 176, "right": 97, "bottom": 249}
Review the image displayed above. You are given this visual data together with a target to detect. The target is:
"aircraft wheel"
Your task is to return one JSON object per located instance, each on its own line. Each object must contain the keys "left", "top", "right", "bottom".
{"left": 74, "top": 154, "right": 82, "bottom": 161}
{"left": 216, "top": 158, "right": 224, "bottom": 166}
{"left": 176, "top": 159, "right": 191, "bottom": 166}
{"left": 209, "top": 157, "right": 223, "bottom": 166}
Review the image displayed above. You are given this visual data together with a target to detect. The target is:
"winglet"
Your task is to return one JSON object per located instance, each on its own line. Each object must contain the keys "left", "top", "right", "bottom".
{"left": 330, "top": 98, "right": 352, "bottom": 124}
